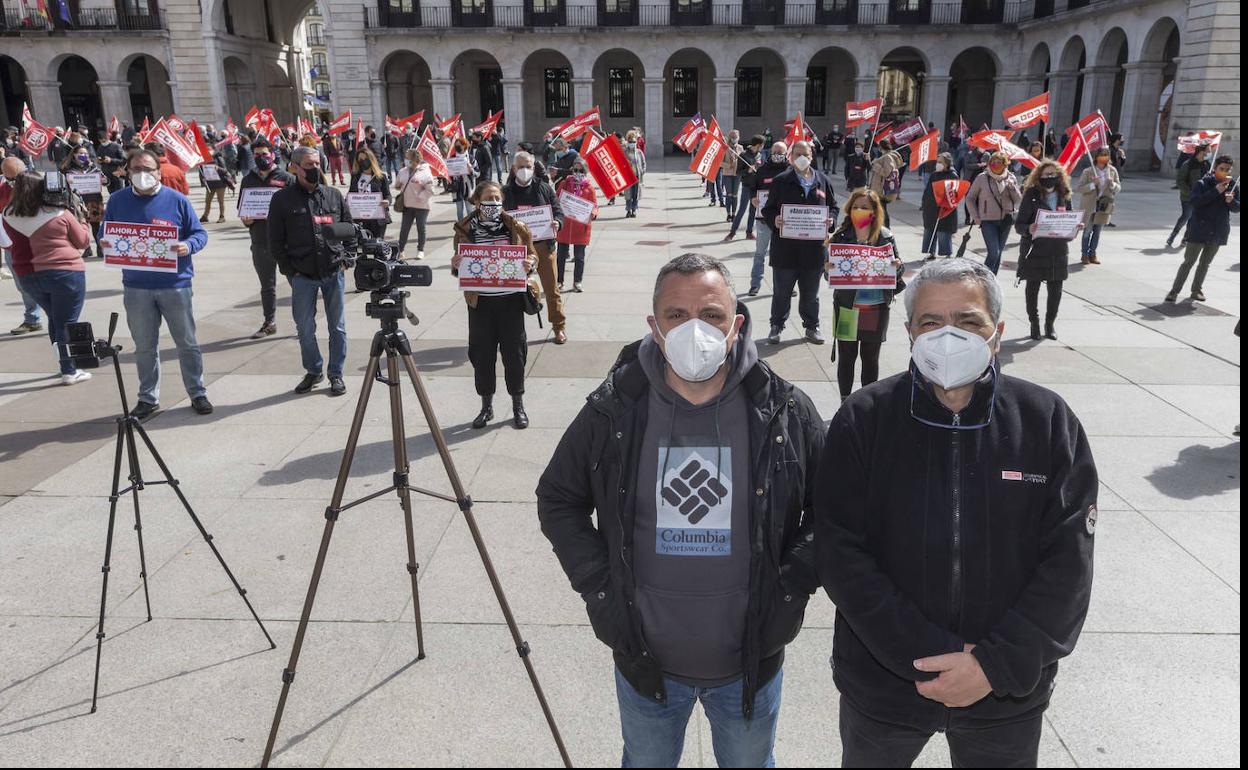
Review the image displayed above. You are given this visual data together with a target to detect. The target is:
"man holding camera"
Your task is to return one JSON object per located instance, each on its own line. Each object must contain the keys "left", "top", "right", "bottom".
{"left": 101, "top": 148, "right": 211, "bottom": 418}
{"left": 239, "top": 139, "right": 296, "bottom": 339}
{"left": 268, "top": 145, "right": 352, "bottom": 397}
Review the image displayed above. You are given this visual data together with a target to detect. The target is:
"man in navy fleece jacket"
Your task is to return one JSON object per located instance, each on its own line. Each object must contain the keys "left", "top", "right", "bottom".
{"left": 101, "top": 148, "right": 211, "bottom": 418}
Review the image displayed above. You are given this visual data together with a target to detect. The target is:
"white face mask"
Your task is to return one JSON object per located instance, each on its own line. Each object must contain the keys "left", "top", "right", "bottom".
{"left": 793, "top": 156, "right": 812, "bottom": 172}
{"left": 911, "top": 325, "right": 996, "bottom": 390}
{"left": 131, "top": 171, "right": 160, "bottom": 194}
{"left": 935, "top": 163, "right": 948, "bottom": 172}
{"left": 514, "top": 167, "right": 534, "bottom": 184}
{"left": 659, "top": 318, "right": 729, "bottom": 383}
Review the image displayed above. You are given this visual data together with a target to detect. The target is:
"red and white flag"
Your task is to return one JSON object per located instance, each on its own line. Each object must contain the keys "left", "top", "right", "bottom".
{"left": 1056, "top": 126, "right": 1088, "bottom": 175}
{"left": 1176, "top": 130, "right": 1223, "bottom": 155}
{"left": 298, "top": 117, "right": 315, "bottom": 136}
{"left": 471, "top": 110, "right": 504, "bottom": 141}
{"left": 385, "top": 115, "right": 402, "bottom": 137}
{"left": 187, "top": 120, "right": 214, "bottom": 164}
{"left": 968, "top": 130, "right": 1038, "bottom": 169}
{"left": 1068, "top": 112, "right": 1110, "bottom": 153}
{"left": 845, "top": 99, "right": 882, "bottom": 129}
{"left": 1002, "top": 92, "right": 1050, "bottom": 131}
{"left": 244, "top": 106, "right": 261, "bottom": 127}
{"left": 418, "top": 126, "right": 449, "bottom": 179}
{"left": 784, "top": 111, "right": 814, "bottom": 147}
{"left": 690, "top": 131, "right": 727, "bottom": 180}
{"left": 968, "top": 130, "right": 1016, "bottom": 152}
{"left": 909, "top": 130, "right": 940, "bottom": 171}
{"left": 146, "top": 117, "right": 204, "bottom": 170}
{"left": 437, "top": 113, "right": 462, "bottom": 134}
{"left": 165, "top": 114, "right": 188, "bottom": 134}
{"left": 891, "top": 117, "right": 927, "bottom": 146}
{"left": 583, "top": 133, "right": 638, "bottom": 198}
{"left": 108, "top": 115, "right": 121, "bottom": 135}
{"left": 253, "top": 111, "right": 281, "bottom": 143}
{"left": 328, "top": 109, "right": 352, "bottom": 135}
{"left": 672, "top": 114, "right": 706, "bottom": 153}
{"left": 18, "top": 119, "right": 55, "bottom": 157}
{"left": 935, "top": 179, "right": 971, "bottom": 220}
{"left": 354, "top": 118, "right": 364, "bottom": 149}
{"left": 554, "top": 107, "right": 601, "bottom": 142}
{"left": 21, "top": 102, "right": 35, "bottom": 126}
{"left": 399, "top": 111, "right": 425, "bottom": 131}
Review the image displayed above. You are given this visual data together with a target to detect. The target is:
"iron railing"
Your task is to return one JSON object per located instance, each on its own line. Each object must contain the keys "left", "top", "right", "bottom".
{"left": 0, "top": 7, "right": 163, "bottom": 32}
{"left": 596, "top": 0, "right": 639, "bottom": 25}
{"left": 669, "top": 0, "right": 712, "bottom": 25}
{"left": 961, "top": 0, "right": 1004, "bottom": 22}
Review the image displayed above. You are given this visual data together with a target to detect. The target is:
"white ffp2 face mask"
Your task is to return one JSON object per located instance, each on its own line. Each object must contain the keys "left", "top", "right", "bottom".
{"left": 911, "top": 325, "right": 996, "bottom": 389}
{"left": 131, "top": 171, "right": 160, "bottom": 194}
{"left": 792, "top": 156, "right": 812, "bottom": 172}
{"left": 659, "top": 318, "right": 729, "bottom": 383}
{"left": 514, "top": 167, "right": 534, "bottom": 184}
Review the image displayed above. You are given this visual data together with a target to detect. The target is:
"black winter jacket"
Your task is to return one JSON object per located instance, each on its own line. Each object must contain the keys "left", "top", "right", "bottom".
{"left": 239, "top": 168, "right": 296, "bottom": 249}
{"left": 1186, "top": 174, "right": 1241, "bottom": 245}
{"left": 536, "top": 310, "right": 826, "bottom": 718}
{"left": 1014, "top": 187, "right": 1073, "bottom": 283}
{"left": 760, "top": 168, "right": 840, "bottom": 271}
{"left": 921, "top": 170, "right": 962, "bottom": 233}
{"left": 268, "top": 182, "right": 353, "bottom": 280}
{"left": 502, "top": 178, "right": 565, "bottom": 244}
{"left": 815, "top": 367, "right": 1097, "bottom": 730}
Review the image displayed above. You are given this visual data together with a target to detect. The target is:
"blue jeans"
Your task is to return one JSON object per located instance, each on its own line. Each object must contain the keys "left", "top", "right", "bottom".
{"left": 770, "top": 267, "right": 824, "bottom": 330}
{"left": 980, "top": 220, "right": 1011, "bottom": 274}
{"left": 16, "top": 269, "right": 85, "bottom": 375}
{"left": 615, "top": 667, "right": 782, "bottom": 768}
{"left": 1081, "top": 223, "right": 1103, "bottom": 257}
{"left": 5, "top": 250, "right": 42, "bottom": 324}
{"left": 921, "top": 227, "right": 953, "bottom": 257}
{"left": 721, "top": 175, "right": 740, "bottom": 212}
{"left": 455, "top": 198, "right": 471, "bottom": 221}
{"left": 731, "top": 185, "right": 756, "bottom": 237}
{"left": 1169, "top": 199, "right": 1193, "bottom": 243}
{"left": 750, "top": 221, "right": 772, "bottom": 290}
{"left": 626, "top": 182, "right": 641, "bottom": 213}
{"left": 290, "top": 272, "right": 347, "bottom": 379}
{"left": 123, "top": 286, "right": 206, "bottom": 404}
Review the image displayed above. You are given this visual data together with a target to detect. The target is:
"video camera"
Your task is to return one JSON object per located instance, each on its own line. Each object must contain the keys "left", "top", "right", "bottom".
{"left": 43, "top": 171, "right": 85, "bottom": 214}
{"left": 323, "top": 222, "right": 432, "bottom": 292}
{"left": 65, "top": 313, "right": 121, "bottom": 370}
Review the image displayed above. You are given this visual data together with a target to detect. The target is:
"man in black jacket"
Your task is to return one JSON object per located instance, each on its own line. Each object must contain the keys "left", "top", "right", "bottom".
{"left": 503, "top": 151, "right": 568, "bottom": 343}
{"left": 815, "top": 258, "right": 1096, "bottom": 767}
{"left": 726, "top": 135, "right": 764, "bottom": 243}
{"left": 759, "top": 140, "right": 838, "bottom": 345}
{"left": 537, "top": 253, "right": 824, "bottom": 768}
{"left": 239, "top": 139, "right": 296, "bottom": 339}
{"left": 268, "top": 145, "right": 353, "bottom": 396}
{"left": 746, "top": 141, "right": 792, "bottom": 296}
{"left": 96, "top": 130, "right": 126, "bottom": 193}
{"left": 471, "top": 131, "right": 494, "bottom": 182}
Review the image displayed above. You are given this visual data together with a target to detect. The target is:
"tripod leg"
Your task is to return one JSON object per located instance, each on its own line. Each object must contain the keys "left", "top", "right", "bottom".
{"left": 261, "top": 353, "right": 382, "bottom": 768}
{"left": 385, "top": 349, "right": 426, "bottom": 660}
{"left": 130, "top": 420, "right": 276, "bottom": 650}
{"left": 123, "top": 419, "right": 153, "bottom": 622}
{"left": 399, "top": 353, "right": 572, "bottom": 768}
{"left": 91, "top": 419, "right": 127, "bottom": 713}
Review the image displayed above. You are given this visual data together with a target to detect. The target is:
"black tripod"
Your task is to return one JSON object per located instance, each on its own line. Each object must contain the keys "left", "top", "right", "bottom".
{"left": 80, "top": 313, "right": 275, "bottom": 713}
{"left": 260, "top": 290, "right": 571, "bottom": 767}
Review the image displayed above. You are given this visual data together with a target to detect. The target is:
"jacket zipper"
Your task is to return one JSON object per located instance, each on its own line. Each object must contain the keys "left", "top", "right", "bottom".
{"left": 949, "top": 414, "right": 963, "bottom": 632}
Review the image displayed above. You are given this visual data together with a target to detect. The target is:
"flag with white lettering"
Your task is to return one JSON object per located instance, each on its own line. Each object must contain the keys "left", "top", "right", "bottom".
{"left": 418, "top": 126, "right": 450, "bottom": 179}
{"left": 935, "top": 179, "right": 970, "bottom": 220}
{"left": 909, "top": 129, "right": 940, "bottom": 171}
{"left": 1056, "top": 125, "right": 1088, "bottom": 175}
{"left": 1176, "top": 130, "right": 1223, "bottom": 155}
{"left": 845, "top": 99, "right": 882, "bottom": 129}
{"left": 328, "top": 109, "right": 351, "bottom": 135}
{"left": 690, "top": 132, "right": 726, "bottom": 180}
{"left": 584, "top": 133, "right": 638, "bottom": 198}
{"left": 1068, "top": 111, "right": 1110, "bottom": 153}
{"left": 1002, "top": 92, "right": 1050, "bottom": 130}
{"left": 891, "top": 117, "right": 927, "bottom": 146}
{"left": 471, "top": 110, "right": 504, "bottom": 141}
{"left": 968, "top": 130, "right": 1038, "bottom": 169}
{"left": 18, "top": 119, "right": 55, "bottom": 157}
{"left": 555, "top": 107, "right": 601, "bottom": 142}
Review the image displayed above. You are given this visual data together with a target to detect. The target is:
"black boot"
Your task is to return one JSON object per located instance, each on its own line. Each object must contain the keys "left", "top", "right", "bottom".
{"left": 1044, "top": 318, "right": 1058, "bottom": 340}
{"left": 1030, "top": 318, "right": 1042, "bottom": 341}
{"left": 472, "top": 396, "right": 494, "bottom": 429}
{"left": 512, "top": 395, "right": 529, "bottom": 430}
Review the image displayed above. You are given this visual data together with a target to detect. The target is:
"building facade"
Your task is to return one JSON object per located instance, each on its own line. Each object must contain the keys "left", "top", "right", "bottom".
{"left": 0, "top": 0, "right": 1238, "bottom": 170}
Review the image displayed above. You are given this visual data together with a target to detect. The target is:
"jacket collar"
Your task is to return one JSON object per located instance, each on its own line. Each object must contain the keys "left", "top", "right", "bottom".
{"left": 908, "top": 362, "right": 998, "bottom": 429}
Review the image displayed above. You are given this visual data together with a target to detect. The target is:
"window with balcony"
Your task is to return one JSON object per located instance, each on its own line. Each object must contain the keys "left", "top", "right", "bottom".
{"left": 527, "top": 0, "right": 564, "bottom": 25}
{"left": 609, "top": 68, "right": 635, "bottom": 118}
{"left": 961, "top": 0, "right": 1003, "bottom": 23}
{"left": 315, "top": 83, "right": 330, "bottom": 99}
{"left": 816, "top": 0, "right": 855, "bottom": 23}
{"left": 889, "top": 0, "right": 931, "bottom": 24}
{"left": 480, "top": 68, "right": 504, "bottom": 118}
{"left": 598, "top": 0, "right": 638, "bottom": 25}
{"left": 742, "top": 0, "right": 782, "bottom": 25}
{"left": 671, "top": 0, "right": 710, "bottom": 25}
{"left": 544, "top": 68, "right": 571, "bottom": 119}
{"left": 736, "top": 68, "right": 762, "bottom": 117}
{"left": 379, "top": 0, "right": 420, "bottom": 26}
{"left": 455, "top": 0, "right": 491, "bottom": 26}
{"left": 312, "top": 53, "right": 328, "bottom": 71}
{"left": 307, "top": 23, "right": 324, "bottom": 44}
{"left": 805, "top": 67, "right": 827, "bottom": 116}
{"left": 672, "top": 68, "right": 699, "bottom": 117}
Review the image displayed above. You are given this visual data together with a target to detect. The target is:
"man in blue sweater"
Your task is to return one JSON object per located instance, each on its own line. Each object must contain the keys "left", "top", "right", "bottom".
{"left": 102, "top": 148, "right": 211, "bottom": 419}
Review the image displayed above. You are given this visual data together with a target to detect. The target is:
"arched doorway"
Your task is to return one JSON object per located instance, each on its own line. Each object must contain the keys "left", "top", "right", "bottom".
{"left": 948, "top": 48, "right": 998, "bottom": 133}
{"left": 1142, "top": 18, "right": 1181, "bottom": 169}
{"left": 381, "top": 51, "right": 432, "bottom": 120}
{"left": 592, "top": 50, "right": 645, "bottom": 139}
{"left": 224, "top": 57, "right": 257, "bottom": 123}
{"left": 522, "top": 50, "right": 574, "bottom": 142}
{"left": 1095, "top": 28, "right": 1129, "bottom": 130}
{"left": 1058, "top": 36, "right": 1087, "bottom": 125}
{"left": 451, "top": 50, "right": 503, "bottom": 126}
{"left": 807, "top": 47, "right": 857, "bottom": 132}
{"left": 878, "top": 48, "right": 926, "bottom": 123}
{"left": 0, "top": 56, "right": 29, "bottom": 129}
{"left": 58, "top": 57, "right": 104, "bottom": 131}
{"left": 265, "top": 62, "right": 296, "bottom": 123}
{"left": 663, "top": 48, "right": 715, "bottom": 150}
{"left": 733, "top": 48, "right": 786, "bottom": 139}
{"left": 125, "top": 56, "right": 174, "bottom": 126}
{"left": 1027, "top": 43, "right": 1051, "bottom": 92}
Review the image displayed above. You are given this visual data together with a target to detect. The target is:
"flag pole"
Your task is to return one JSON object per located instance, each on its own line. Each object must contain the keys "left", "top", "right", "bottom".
{"left": 865, "top": 104, "right": 882, "bottom": 157}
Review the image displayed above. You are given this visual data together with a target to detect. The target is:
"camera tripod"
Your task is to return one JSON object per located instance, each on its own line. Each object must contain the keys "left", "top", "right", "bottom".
{"left": 260, "top": 290, "right": 571, "bottom": 768}
{"left": 87, "top": 313, "right": 275, "bottom": 713}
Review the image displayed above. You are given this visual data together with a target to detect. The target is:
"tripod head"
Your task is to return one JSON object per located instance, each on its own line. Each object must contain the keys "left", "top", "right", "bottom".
{"left": 365, "top": 289, "right": 420, "bottom": 329}
{"left": 66, "top": 312, "right": 134, "bottom": 415}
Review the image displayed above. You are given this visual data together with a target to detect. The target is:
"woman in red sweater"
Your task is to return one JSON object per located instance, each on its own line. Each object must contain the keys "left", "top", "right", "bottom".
{"left": 553, "top": 157, "right": 598, "bottom": 292}
{"left": 2, "top": 171, "right": 92, "bottom": 384}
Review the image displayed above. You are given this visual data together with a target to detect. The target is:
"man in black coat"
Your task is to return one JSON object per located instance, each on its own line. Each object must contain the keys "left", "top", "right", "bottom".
{"left": 537, "top": 253, "right": 824, "bottom": 767}
{"left": 1166, "top": 154, "right": 1241, "bottom": 303}
{"left": 746, "top": 141, "right": 794, "bottom": 296}
{"left": 816, "top": 258, "right": 1096, "bottom": 768}
{"left": 503, "top": 151, "right": 567, "bottom": 343}
{"left": 759, "top": 140, "right": 839, "bottom": 345}
{"left": 471, "top": 131, "right": 494, "bottom": 182}
{"left": 239, "top": 139, "right": 297, "bottom": 339}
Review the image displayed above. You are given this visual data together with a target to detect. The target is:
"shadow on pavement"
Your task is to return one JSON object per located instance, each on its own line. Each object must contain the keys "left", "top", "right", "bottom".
{"left": 1146, "top": 442, "right": 1241, "bottom": 500}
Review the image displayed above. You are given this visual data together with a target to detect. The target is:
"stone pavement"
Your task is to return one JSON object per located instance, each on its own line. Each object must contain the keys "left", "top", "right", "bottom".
{"left": 0, "top": 163, "right": 1239, "bottom": 767}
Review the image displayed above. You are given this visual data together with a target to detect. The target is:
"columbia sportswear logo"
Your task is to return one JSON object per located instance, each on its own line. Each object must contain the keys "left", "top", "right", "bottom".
{"left": 661, "top": 457, "right": 728, "bottom": 525}
{"left": 1002, "top": 470, "right": 1048, "bottom": 484}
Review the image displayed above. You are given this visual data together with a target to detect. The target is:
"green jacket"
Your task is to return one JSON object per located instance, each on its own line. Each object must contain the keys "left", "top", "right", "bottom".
{"left": 1178, "top": 158, "right": 1210, "bottom": 201}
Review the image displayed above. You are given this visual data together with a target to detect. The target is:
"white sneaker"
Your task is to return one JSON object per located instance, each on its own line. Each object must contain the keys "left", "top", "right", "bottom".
{"left": 415, "top": 250, "right": 425, "bottom": 260}
{"left": 573, "top": 282, "right": 584, "bottom": 293}
{"left": 0, "top": 266, "right": 11, "bottom": 279}
{"left": 61, "top": 370, "right": 92, "bottom": 386}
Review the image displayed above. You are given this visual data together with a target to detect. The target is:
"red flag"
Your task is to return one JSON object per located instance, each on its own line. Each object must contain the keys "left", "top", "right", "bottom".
{"left": 690, "top": 132, "right": 727, "bottom": 179}
{"left": 187, "top": 121, "right": 214, "bottom": 164}
{"left": 252, "top": 111, "right": 281, "bottom": 143}
{"left": 845, "top": 99, "right": 882, "bottom": 129}
{"left": 783, "top": 112, "right": 814, "bottom": 147}
{"left": 138, "top": 115, "right": 151, "bottom": 139}
{"left": 21, "top": 102, "right": 35, "bottom": 126}
{"left": 417, "top": 127, "right": 449, "bottom": 179}
{"left": 165, "top": 114, "right": 188, "bottom": 134}
{"left": 580, "top": 130, "right": 600, "bottom": 155}
{"left": 354, "top": 118, "right": 364, "bottom": 149}
{"left": 244, "top": 106, "right": 261, "bottom": 127}
{"left": 1056, "top": 126, "right": 1088, "bottom": 175}
{"left": 1068, "top": 111, "right": 1110, "bottom": 153}
{"left": 299, "top": 117, "right": 315, "bottom": 136}
{"left": 399, "top": 111, "right": 425, "bottom": 130}
{"left": 968, "top": 130, "right": 1038, "bottom": 169}
{"left": 1176, "top": 130, "right": 1223, "bottom": 155}
{"left": 385, "top": 115, "right": 402, "bottom": 137}
{"left": 437, "top": 113, "right": 462, "bottom": 133}
{"left": 1002, "top": 92, "right": 1050, "bottom": 131}
{"left": 583, "top": 134, "right": 638, "bottom": 198}
{"left": 146, "top": 117, "right": 203, "bottom": 170}
{"left": 672, "top": 115, "right": 706, "bottom": 153}
{"left": 909, "top": 130, "right": 940, "bottom": 171}
{"left": 328, "top": 109, "right": 352, "bottom": 135}
{"left": 471, "top": 110, "right": 504, "bottom": 141}
{"left": 891, "top": 117, "right": 927, "bottom": 146}
{"left": 873, "top": 122, "right": 897, "bottom": 145}
{"left": 18, "top": 119, "right": 55, "bottom": 157}
{"left": 108, "top": 115, "right": 121, "bottom": 135}
{"left": 555, "top": 107, "right": 602, "bottom": 141}
{"left": 225, "top": 118, "right": 238, "bottom": 134}
{"left": 935, "top": 179, "right": 971, "bottom": 220}
{"left": 968, "top": 130, "right": 1017, "bottom": 152}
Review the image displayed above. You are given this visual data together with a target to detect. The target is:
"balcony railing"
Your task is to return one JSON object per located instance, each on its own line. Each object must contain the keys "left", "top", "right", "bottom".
{"left": 817, "top": 0, "right": 857, "bottom": 23}
{"left": 638, "top": 0, "right": 668, "bottom": 24}
{"left": 453, "top": 2, "right": 494, "bottom": 26}
{"left": 0, "top": 7, "right": 164, "bottom": 32}
{"left": 741, "top": 0, "right": 784, "bottom": 24}
{"left": 961, "top": 0, "right": 1003, "bottom": 22}
{"left": 307, "top": 32, "right": 326, "bottom": 45}
{"left": 366, "top": 4, "right": 456, "bottom": 27}
{"left": 525, "top": 1, "right": 568, "bottom": 25}
{"left": 597, "top": 0, "right": 639, "bottom": 25}
{"left": 1032, "top": 0, "right": 1054, "bottom": 16}
{"left": 670, "top": 0, "right": 712, "bottom": 25}
{"left": 857, "top": 2, "right": 887, "bottom": 22}
{"left": 932, "top": 0, "right": 960, "bottom": 22}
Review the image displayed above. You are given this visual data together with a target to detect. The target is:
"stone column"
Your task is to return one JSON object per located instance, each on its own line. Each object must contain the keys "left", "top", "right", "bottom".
{"left": 784, "top": 76, "right": 807, "bottom": 117}
{"left": 1048, "top": 71, "right": 1079, "bottom": 129}
{"left": 922, "top": 75, "right": 951, "bottom": 136}
{"left": 96, "top": 80, "right": 134, "bottom": 127}
{"left": 430, "top": 78, "right": 456, "bottom": 122}
{"left": 572, "top": 77, "right": 594, "bottom": 114}
{"left": 643, "top": 77, "right": 664, "bottom": 158}
{"left": 370, "top": 79, "right": 386, "bottom": 126}
{"left": 714, "top": 77, "right": 736, "bottom": 133}
{"left": 502, "top": 78, "right": 525, "bottom": 145}
{"left": 1118, "top": 61, "right": 1166, "bottom": 171}
{"left": 1081, "top": 66, "right": 1118, "bottom": 119}
{"left": 854, "top": 75, "right": 878, "bottom": 103}
{"left": 25, "top": 80, "right": 66, "bottom": 129}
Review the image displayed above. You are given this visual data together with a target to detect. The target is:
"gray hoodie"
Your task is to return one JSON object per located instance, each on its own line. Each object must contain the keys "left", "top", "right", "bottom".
{"left": 632, "top": 329, "right": 759, "bottom": 686}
